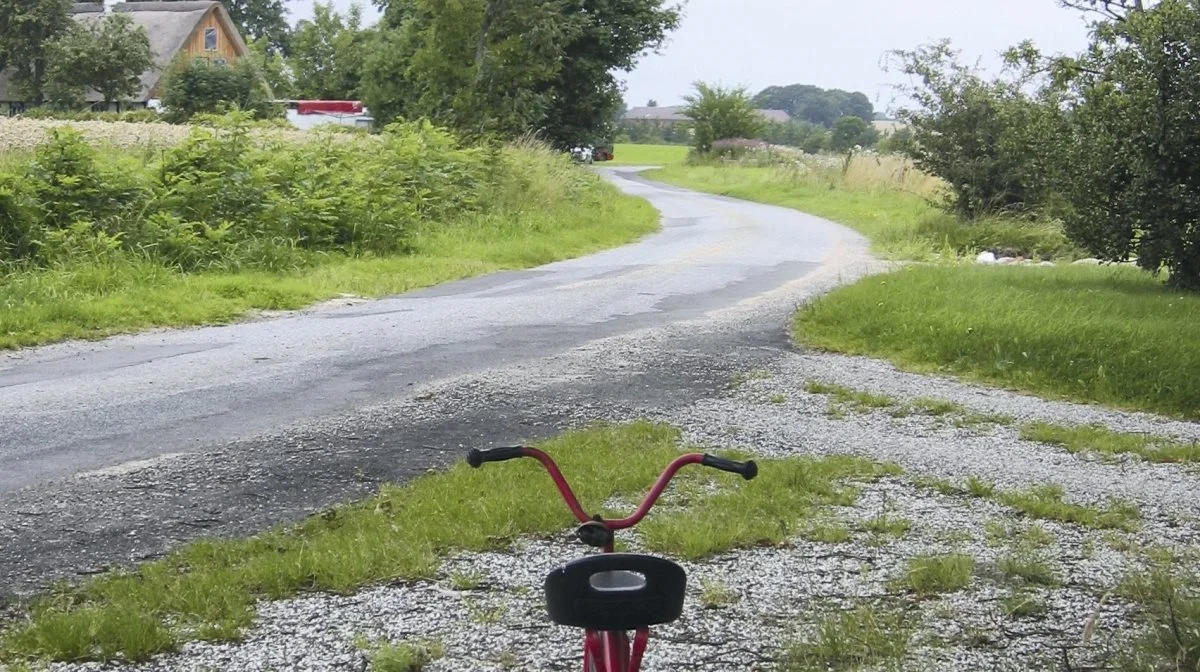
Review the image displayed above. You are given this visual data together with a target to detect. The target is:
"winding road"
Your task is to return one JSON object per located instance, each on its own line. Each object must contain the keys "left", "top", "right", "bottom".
{"left": 0, "top": 169, "right": 871, "bottom": 597}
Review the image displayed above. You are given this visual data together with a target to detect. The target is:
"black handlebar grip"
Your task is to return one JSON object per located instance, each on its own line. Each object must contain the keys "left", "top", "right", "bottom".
{"left": 701, "top": 454, "right": 758, "bottom": 480}
{"left": 466, "top": 446, "right": 526, "bottom": 468}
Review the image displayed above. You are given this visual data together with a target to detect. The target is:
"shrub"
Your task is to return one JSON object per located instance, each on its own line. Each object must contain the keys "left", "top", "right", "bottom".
{"left": 0, "top": 113, "right": 517, "bottom": 273}
{"left": 683, "top": 81, "right": 767, "bottom": 154}
{"left": 159, "top": 56, "right": 282, "bottom": 123}
{"left": 888, "top": 40, "right": 1067, "bottom": 220}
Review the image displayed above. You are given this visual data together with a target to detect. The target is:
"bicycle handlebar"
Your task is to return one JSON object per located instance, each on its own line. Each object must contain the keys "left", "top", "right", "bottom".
{"left": 466, "top": 446, "right": 757, "bottom": 530}
{"left": 700, "top": 454, "right": 758, "bottom": 480}
{"left": 466, "top": 446, "right": 525, "bottom": 468}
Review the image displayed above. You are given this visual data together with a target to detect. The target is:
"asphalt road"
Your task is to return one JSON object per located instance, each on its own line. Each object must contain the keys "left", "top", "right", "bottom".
{"left": 0, "top": 169, "right": 872, "bottom": 597}
{"left": 0, "top": 169, "right": 860, "bottom": 495}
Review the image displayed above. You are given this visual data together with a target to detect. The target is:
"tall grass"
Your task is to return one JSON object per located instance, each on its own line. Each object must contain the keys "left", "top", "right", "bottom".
{"left": 647, "top": 156, "right": 1079, "bottom": 260}
{"left": 795, "top": 264, "right": 1200, "bottom": 419}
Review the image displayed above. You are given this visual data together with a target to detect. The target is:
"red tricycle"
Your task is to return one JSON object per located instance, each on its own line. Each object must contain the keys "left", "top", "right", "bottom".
{"left": 466, "top": 446, "right": 758, "bottom": 672}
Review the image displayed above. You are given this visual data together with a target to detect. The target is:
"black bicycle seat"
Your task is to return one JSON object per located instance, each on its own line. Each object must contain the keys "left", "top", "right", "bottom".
{"left": 544, "top": 553, "right": 687, "bottom": 631}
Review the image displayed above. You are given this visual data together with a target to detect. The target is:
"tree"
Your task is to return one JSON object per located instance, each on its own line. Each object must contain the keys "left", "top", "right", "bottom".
{"left": 752, "top": 84, "right": 874, "bottom": 126}
{"left": 647, "top": 99, "right": 658, "bottom": 107}
{"left": 160, "top": 56, "right": 280, "bottom": 122}
{"left": 247, "top": 36, "right": 294, "bottom": 99}
{"left": 1057, "top": 0, "right": 1200, "bottom": 288}
{"left": 0, "top": 0, "right": 72, "bottom": 102}
{"left": 829, "top": 116, "right": 878, "bottom": 153}
{"left": 1059, "top": 0, "right": 1148, "bottom": 20}
{"left": 290, "top": 2, "right": 369, "bottom": 100}
{"left": 682, "top": 82, "right": 766, "bottom": 153}
{"left": 887, "top": 40, "right": 1068, "bottom": 219}
{"left": 363, "top": 0, "right": 680, "bottom": 146}
{"left": 221, "top": 0, "right": 290, "bottom": 53}
{"left": 43, "top": 14, "right": 153, "bottom": 108}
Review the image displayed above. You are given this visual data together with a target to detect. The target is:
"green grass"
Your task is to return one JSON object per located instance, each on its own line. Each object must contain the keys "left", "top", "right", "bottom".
{"left": 638, "top": 456, "right": 901, "bottom": 559}
{"left": 803, "top": 380, "right": 897, "bottom": 415}
{"left": 645, "top": 162, "right": 1077, "bottom": 261}
{"left": 1020, "top": 422, "right": 1200, "bottom": 464}
{"left": 0, "top": 183, "right": 658, "bottom": 350}
{"left": 861, "top": 515, "right": 912, "bottom": 539}
{"left": 795, "top": 264, "right": 1200, "bottom": 419}
{"left": 699, "top": 579, "right": 739, "bottom": 609}
{"left": 780, "top": 603, "right": 913, "bottom": 671}
{"left": 893, "top": 554, "right": 976, "bottom": 596}
{"left": 995, "top": 484, "right": 1140, "bottom": 531}
{"left": 997, "top": 553, "right": 1061, "bottom": 587}
{"left": 368, "top": 639, "right": 445, "bottom": 672}
{"left": 0, "top": 421, "right": 898, "bottom": 665}
{"left": 1001, "top": 591, "right": 1049, "bottom": 619}
{"left": 608, "top": 143, "right": 689, "bottom": 166}
{"left": 1119, "top": 562, "right": 1200, "bottom": 671}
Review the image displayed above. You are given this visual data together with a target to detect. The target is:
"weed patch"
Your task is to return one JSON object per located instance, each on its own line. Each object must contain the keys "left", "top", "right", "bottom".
{"left": 780, "top": 603, "right": 913, "bottom": 671}
{"left": 997, "top": 553, "right": 1060, "bottom": 587}
{"left": 996, "top": 485, "right": 1139, "bottom": 531}
{"left": 1001, "top": 591, "right": 1049, "bottom": 619}
{"left": 1119, "top": 562, "right": 1200, "bottom": 671}
{"left": 639, "top": 457, "right": 900, "bottom": 559}
{"left": 803, "top": 380, "right": 897, "bottom": 415}
{"left": 893, "top": 554, "right": 976, "bottom": 596}
{"left": 1021, "top": 422, "right": 1200, "bottom": 464}
{"left": 368, "top": 639, "right": 444, "bottom": 672}
{"left": 699, "top": 579, "right": 739, "bottom": 609}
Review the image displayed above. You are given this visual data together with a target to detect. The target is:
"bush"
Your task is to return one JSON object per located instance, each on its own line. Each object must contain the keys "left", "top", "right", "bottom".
{"left": 159, "top": 57, "right": 282, "bottom": 123}
{"left": 889, "top": 41, "right": 1066, "bottom": 220}
{"left": 683, "top": 81, "right": 767, "bottom": 154}
{"left": 830, "top": 116, "right": 878, "bottom": 153}
{"left": 0, "top": 113, "right": 522, "bottom": 273}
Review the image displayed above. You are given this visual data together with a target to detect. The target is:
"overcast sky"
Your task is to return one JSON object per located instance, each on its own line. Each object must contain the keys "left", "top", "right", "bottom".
{"left": 295, "top": 0, "right": 1095, "bottom": 115}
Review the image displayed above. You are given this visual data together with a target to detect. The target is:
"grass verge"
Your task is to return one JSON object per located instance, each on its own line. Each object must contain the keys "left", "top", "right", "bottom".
{"left": 795, "top": 264, "right": 1200, "bottom": 419}
{"left": 645, "top": 161, "right": 1077, "bottom": 260}
{"left": 0, "top": 421, "right": 896, "bottom": 665}
{"left": 0, "top": 180, "right": 658, "bottom": 350}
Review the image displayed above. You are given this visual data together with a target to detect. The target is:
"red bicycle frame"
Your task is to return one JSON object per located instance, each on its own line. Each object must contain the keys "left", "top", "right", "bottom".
{"left": 467, "top": 446, "right": 757, "bottom": 672}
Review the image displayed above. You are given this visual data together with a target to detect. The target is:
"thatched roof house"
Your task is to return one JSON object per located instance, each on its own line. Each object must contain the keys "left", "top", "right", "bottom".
{"left": 1, "top": 1, "right": 250, "bottom": 112}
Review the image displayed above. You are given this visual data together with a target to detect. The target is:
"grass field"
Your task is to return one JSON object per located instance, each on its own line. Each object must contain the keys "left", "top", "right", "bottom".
{"left": 794, "top": 264, "right": 1200, "bottom": 419}
{"left": 608, "top": 143, "right": 689, "bottom": 166}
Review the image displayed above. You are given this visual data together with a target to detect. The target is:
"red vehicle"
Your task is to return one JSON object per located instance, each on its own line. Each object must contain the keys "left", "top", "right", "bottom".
{"left": 467, "top": 445, "right": 758, "bottom": 671}
{"left": 592, "top": 146, "right": 614, "bottom": 162}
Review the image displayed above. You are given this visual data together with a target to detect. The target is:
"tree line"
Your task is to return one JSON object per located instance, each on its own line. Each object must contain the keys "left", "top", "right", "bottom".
{"left": 618, "top": 81, "right": 894, "bottom": 153}
{"left": 0, "top": 0, "right": 680, "bottom": 147}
